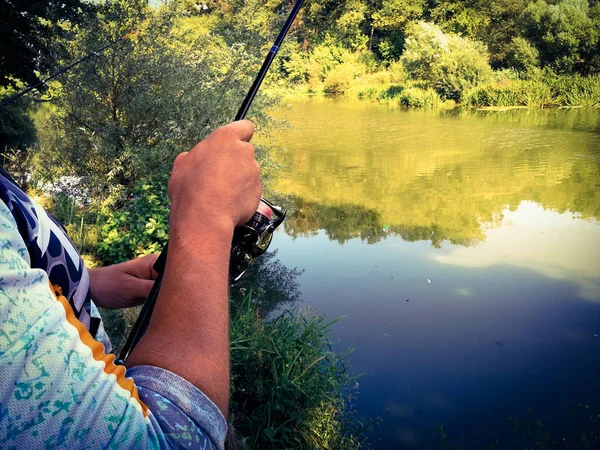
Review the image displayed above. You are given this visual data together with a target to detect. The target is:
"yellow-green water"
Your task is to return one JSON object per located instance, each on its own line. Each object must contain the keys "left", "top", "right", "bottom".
{"left": 268, "top": 98, "right": 599, "bottom": 247}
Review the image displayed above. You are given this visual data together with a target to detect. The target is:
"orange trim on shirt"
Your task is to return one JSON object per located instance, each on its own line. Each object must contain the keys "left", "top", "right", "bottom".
{"left": 49, "top": 282, "right": 149, "bottom": 417}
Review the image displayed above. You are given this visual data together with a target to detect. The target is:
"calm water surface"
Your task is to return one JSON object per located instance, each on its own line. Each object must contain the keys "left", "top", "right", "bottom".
{"left": 256, "top": 98, "right": 600, "bottom": 449}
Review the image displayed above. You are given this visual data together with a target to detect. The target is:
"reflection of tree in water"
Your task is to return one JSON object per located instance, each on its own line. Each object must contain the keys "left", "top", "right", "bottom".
{"left": 270, "top": 104, "right": 600, "bottom": 250}
{"left": 230, "top": 250, "right": 303, "bottom": 317}
{"left": 283, "top": 196, "right": 478, "bottom": 248}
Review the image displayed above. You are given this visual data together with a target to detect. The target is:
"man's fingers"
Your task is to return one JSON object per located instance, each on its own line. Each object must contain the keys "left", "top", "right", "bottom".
{"left": 127, "top": 254, "right": 160, "bottom": 280}
{"left": 224, "top": 120, "right": 255, "bottom": 142}
{"left": 141, "top": 253, "right": 160, "bottom": 280}
{"left": 139, "top": 280, "right": 155, "bottom": 299}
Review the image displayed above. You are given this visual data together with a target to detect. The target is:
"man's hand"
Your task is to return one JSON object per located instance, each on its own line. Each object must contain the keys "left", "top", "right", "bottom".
{"left": 168, "top": 120, "right": 262, "bottom": 239}
{"left": 89, "top": 254, "right": 158, "bottom": 309}
{"left": 127, "top": 121, "right": 262, "bottom": 416}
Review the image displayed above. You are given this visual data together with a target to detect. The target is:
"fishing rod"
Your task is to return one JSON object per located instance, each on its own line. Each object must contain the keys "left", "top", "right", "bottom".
{"left": 117, "top": 0, "right": 305, "bottom": 363}
{"left": 0, "top": 31, "right": 136, "bottom": 110}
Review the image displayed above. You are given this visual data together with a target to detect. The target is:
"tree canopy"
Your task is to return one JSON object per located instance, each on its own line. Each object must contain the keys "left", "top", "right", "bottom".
{"left": 0, "top": 0, "right": 91, "bottom": 89}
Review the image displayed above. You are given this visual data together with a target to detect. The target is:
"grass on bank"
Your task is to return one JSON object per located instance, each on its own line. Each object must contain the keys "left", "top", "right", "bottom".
{"left": 229, "top": 294, "right": 369, "bottom": 449}
{"left": 102, "top": 292, "right": 370, "bottom": 450}
{"left": 280, "top": 64, "right": 600, "bottom": 110}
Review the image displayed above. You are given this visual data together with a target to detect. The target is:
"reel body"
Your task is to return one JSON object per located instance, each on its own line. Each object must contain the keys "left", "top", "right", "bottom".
{"left": 229, "top": 197, "right": 286, "bottom": 282}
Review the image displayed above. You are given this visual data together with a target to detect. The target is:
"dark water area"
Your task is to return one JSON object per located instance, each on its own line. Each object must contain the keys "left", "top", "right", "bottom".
{"left": 253, "top": 99, "right": 600, "bottom": 449}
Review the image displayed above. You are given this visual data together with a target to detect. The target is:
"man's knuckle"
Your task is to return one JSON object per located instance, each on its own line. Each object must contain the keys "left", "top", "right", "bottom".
{"left": 173, "top": 152, "right": 187, "bottom": 167}
{"left": 219, "top": 127, "right": 237, "bottom": 141}
{"left": 241, "top": 142, "right": 254, "bottom": 155}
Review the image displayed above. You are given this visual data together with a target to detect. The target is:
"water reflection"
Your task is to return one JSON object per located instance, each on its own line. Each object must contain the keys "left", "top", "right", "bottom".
{"left": 267, "top": 98, "right": 600, "bottom": 249}
{"left": 231, "top": 250, "right": 303, "bottom": 316}
{"left": 434, "top": 201, "right": 600, "bottom": 301}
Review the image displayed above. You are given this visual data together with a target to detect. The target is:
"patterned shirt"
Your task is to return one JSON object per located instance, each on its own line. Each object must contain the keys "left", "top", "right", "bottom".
{"left": 0, "top": 168, "right": 227, "bottom": 449}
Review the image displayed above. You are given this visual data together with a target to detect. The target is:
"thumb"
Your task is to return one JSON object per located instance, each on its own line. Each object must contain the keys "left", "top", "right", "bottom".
{"left": 129, "top": 279, "right": 155, "bottom": 305}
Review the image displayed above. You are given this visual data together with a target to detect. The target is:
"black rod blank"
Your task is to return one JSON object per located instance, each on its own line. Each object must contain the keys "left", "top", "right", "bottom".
{"left": 235, "top": 0, "right": 305, "bottom": 121}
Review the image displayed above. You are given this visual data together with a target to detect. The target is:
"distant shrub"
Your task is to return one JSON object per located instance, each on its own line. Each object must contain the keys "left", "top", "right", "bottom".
{"left": 492, "top": 68, "right": 521, "bottom": 84}
{"left": 401, "top": 22, "right": 493, "bottom": 101}
{"left": 324, "top": 63, "right": 359, "bottom": 95}
{"left": 357, "top": 51, "right": 380, "bottom": 73}
{"left": 356, "top": 86, "right": 381, "bottom": 100}
{"left": 282, "top": 52, "right": 311, "bottom": 84}
{"left": 368, "top": 71, "right": 392, "bottom": 85}
{"left": 398, "top": 87, "right": 441, "bottom": 108}
{"left": 388, "top": 60, "right": 409, "bottom": 84}
{"left": 381, "top": 85, "right": 405, "bottom": 100}
{"left": 505, "top": 37, "right": 540, "bottom": 74}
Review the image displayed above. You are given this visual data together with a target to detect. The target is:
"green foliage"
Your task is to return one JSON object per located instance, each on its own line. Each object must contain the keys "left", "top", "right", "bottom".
{"left": 0, "top": 0, "right": 90, "bottom": 89}
{"left": 371, "top": 0, "right": 425, "bottom": 31}
{"left": 336, "top": 0, "right": 370, "bottom": 51}
{"left": 97, "top": 176, "right": 170, "bottom": 264}
{"left": 324, "top": 63, "right": 359, "bottom": 94}
{"left": 505, "top": 37, "right": 540, "bottom": 73}
{"left": 0, "top": 92, "right": 36, "bottom": 184}
{"left": 472, "top": 0, "right": 529, "bottom": 69}
{"left": 401, "top": 22, "right": 493, "bottom": 100}
{"left": 229, "top": 294, "right": 368, "bottom": 449}
{"left": 464, "top": 73, "right": 600, "bottom": 107}
{"left": 398, "top": 86, "right": 442, "bottom": 108}
{"left": 39, "top": 0, "right": 270, "bottom": 194}
{"left": 520, "top": 0, "right": 600, "bottom": 73}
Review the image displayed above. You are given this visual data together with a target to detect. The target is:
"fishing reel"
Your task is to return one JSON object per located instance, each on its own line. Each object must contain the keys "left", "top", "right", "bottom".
{"left": 229, "top": 197, "right": 286, "bottom": 283}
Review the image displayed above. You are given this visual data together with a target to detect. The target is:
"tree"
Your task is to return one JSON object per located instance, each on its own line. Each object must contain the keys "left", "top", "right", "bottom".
{"left": 505, "top": 36, "right": 540, "bottom": 73}
{"left": 369, "top": 0, "right": 425, "bottom": 58}
{"left": 336, "top": 0, "right": 370, "bottom": 51}
{"left": 0, "top": 0, "right": 91, "bottom": 89}
{"left": 473, "top": 0, "right": 529, "bottom": 69}
{"left": 425, "top": 0, "right": 483, "bottom": 36}
{"left": 520, "top": 0, "right": 599, "bottom": 73}
{"left": 39, "top": 0, "right": 267, "bottom": 194}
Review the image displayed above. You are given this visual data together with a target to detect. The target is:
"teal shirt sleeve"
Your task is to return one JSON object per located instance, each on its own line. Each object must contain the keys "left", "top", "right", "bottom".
{"left": 0, "top": 200, "right": 227, "bottom": 449}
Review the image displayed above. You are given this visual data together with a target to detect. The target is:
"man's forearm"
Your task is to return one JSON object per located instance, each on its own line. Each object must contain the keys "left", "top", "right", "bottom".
{"left": 126, "top": 221, "right": 233, "bottom": 415}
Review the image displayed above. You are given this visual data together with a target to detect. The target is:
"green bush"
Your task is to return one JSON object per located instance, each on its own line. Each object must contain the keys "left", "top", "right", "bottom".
{"left": 388, "top": 60, "right": 409, "bottom": 84}
{"left": 97, "top": 175, "right": 170, "bottom": 264}
{"left": 401, "top": 22, "right": 493, "bottom": 101}
{"left": 282, "top": 52, "right": 311, "bottom": 84}
{"left": 505, "top": 37, "right": 540, "bottom": 74}
{"left": 229, "top": 294, "right": 369, "bottom": 449}
{"left": 324, "top": 63, "right": 359, "bottom": 95}
{"left": 399, "top": 87, "right": 441, "bottom": 108}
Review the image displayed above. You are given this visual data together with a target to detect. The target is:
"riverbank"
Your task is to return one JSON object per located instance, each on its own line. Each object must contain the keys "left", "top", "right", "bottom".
{"left": 267, "top": 21, "right": 600, "bottom": 111}
{"left": 275, "top": 71, "right": 600, "bottom": 110}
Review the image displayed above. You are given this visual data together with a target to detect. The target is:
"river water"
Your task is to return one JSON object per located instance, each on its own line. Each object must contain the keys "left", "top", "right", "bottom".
{"left": 256, "top": 98, "right": 600, "bottom": 449}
